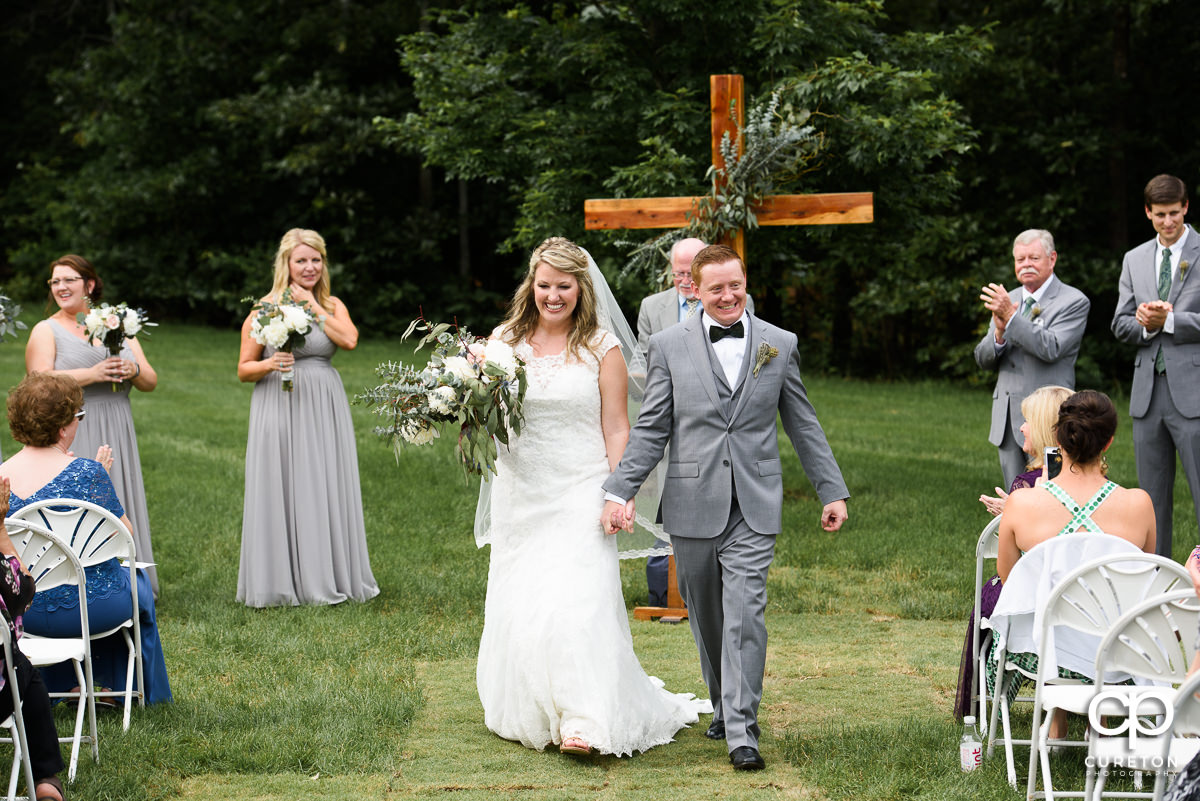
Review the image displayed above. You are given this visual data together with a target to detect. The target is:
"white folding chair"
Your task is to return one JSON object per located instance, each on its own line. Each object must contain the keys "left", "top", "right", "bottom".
{"left": 9, "top": 500, "right": 143, "bottom": 730}
{"left": 987, "top": 537, "right": 1188, "bottom": 796}
{"left": 973, "top": 515, "right": 1002, "bottom": 735}
{"left": 1025, "top": 551, "right": 1189, "bottom": 801}
{"left": 5, "top": 517, "right": 97, "bottom": 782}
{"left": 1149, "top": 667, "right": 1200, "bottom": 801}
{"left": 1085, "top": 590, "right": 1200, "bottom": 800}
{"left": 0, "top": 615, "right": 38, "bottom": 801}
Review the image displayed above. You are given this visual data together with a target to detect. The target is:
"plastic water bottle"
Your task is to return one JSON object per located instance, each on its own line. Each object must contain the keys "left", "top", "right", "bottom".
{"left": 960, "top": 716, "right": 982, "bottom": 772}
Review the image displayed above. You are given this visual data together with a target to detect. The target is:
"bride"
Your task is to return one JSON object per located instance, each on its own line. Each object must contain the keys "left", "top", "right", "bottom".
{"left": 475, "top": 236, "right": 699, "bottom": 756}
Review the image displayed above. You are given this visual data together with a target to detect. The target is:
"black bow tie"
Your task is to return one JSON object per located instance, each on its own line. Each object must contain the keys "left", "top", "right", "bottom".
{"left": 709, "top": 321, "right": 744, "bottom": 343}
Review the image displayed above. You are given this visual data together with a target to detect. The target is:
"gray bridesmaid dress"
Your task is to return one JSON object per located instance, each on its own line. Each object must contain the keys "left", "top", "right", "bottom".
{"left": 49, "top": 320, "right": 159, "bottom": 595}
{"left": 236, "top": 326, "right": 378, "bottom": 607}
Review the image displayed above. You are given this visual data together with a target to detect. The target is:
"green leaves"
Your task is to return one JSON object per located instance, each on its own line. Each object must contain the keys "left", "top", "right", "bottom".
{"left": 355, "top": 317, "right": 528, "bottom": 481}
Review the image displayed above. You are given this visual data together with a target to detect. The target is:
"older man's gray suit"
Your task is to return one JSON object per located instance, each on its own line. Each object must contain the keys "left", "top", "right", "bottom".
{"left": 603, "top": 313, "right": 847, "bottom": 751}
{"left": 1112, "top": 228, "right": 1200, "bottom": 557}
{"left": 973, "top": 278, "right": 1090, "bottom": 487}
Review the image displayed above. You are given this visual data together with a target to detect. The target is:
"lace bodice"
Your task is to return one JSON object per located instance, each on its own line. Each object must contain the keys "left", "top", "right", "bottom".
{"left": 492, "top": 331, "right": 620, "bottom": 491}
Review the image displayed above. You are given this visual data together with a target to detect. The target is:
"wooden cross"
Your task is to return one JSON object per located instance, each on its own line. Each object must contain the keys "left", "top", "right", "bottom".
{"left": 584, "top": 74, "right": 874, "bottom": 262}
{"left": 586, "top": 75, "right": 873, "bottom": 622}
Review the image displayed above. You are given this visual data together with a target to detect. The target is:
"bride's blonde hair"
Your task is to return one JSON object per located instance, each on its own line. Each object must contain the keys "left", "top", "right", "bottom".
{"left": 498, "top": 237, "right": 601, "bottom": 361}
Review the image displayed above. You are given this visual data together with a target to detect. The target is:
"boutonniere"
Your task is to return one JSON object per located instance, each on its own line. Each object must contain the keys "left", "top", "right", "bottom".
{"left": 753, "top": 342, "right": 779, "bottom": 377}
{"left": 1181, "top": 260, "right": 1190, "bottom": 280}
{"left": 1030, "top": 305, "right": 1043, "bottom": 320}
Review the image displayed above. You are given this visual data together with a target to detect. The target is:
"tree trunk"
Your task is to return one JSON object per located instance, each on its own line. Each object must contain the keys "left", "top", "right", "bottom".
{"left": 458, "top": 179, "right": 470, "bottom": 280}
{"left": 1108, "top": 1, "right": 1130, "bottom": 250}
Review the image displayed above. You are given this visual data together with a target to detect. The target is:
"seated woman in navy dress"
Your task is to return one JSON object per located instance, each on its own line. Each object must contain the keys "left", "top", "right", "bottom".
{"left": 0, "top": 372, "right": 171, "bottom": 704}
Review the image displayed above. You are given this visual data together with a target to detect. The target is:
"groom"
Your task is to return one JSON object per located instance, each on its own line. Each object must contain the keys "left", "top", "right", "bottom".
{"left": 602, "top": 244, "right": 849, "bottom": 771}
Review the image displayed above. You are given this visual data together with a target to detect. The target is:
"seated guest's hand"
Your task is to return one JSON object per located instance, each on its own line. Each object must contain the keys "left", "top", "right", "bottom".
{"left": 979, "top": 487, "right": 1008, "bottom": 516}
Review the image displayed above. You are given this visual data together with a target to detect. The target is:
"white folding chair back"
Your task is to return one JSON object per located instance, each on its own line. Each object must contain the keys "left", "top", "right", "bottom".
{"left": 4, "top": 517, "right": 96, "bottom": 782}
{"left": 973, "top": 515, "right": 1002, "bottom": 735}
{"left": 984, "top": 536, "right": 1187, "bottom": 796}
{"left": 10, "top": 500, "right": 143, "bottom": 730}
{"left": 1025, "top": 551, "right": 1190, "bottom": 801}
{"left": 1086, "top": 590, "right": 1200, "bottom": 800}
{"left": 0, "top": 618, "right": 38, "bottom": 801}
{"left": 1154, "top": 669, "right": 1200, "bottom": 801}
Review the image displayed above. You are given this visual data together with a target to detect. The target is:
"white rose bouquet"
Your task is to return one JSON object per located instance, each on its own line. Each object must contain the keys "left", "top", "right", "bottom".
{"left": 0, "top": 292, "right": 27, "bottom": 342}
{"left": 356, "top": 317, "right": 527, "bottom": 479}
{"left": 78, "top": 301, "right": 156, "bottom": 391}
{"left": 245, "top": 289, "right": 319, "bottom": 392}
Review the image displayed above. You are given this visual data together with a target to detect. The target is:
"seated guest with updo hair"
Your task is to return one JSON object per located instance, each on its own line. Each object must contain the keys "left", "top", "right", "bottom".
{"left": 986, "top": 389, "right": 1155, "bottom": 738}
{"left": 0, "top": 372, "right": 172, "bottom": 707}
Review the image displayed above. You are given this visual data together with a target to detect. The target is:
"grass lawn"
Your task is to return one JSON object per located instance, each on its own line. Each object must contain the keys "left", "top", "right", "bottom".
{"left": 0, "top": 317, "right": 1193, "bottom": 800}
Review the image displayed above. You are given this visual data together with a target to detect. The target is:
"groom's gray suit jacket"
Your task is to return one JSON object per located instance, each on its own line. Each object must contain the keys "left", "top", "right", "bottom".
{"left": 604, "top": 312, "right": 848, "bottom": 537}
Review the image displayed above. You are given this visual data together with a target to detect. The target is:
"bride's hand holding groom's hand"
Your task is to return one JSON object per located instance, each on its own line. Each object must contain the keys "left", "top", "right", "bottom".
{"left": 601, "top": 499, "right": 635, "bottom": 535}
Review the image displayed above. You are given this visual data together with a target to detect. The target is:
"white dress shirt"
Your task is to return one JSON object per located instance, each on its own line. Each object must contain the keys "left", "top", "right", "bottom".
{"left": 703, "top": 310, "right": 749, "bottom": 387}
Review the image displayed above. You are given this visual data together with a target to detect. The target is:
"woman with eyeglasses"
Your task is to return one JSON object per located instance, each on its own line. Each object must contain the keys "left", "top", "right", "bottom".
{"left": 25, "top": 254, "right": 160, "bottom": 597}
{"left": 0, "top": 372, "right": 172, "bottom": 709}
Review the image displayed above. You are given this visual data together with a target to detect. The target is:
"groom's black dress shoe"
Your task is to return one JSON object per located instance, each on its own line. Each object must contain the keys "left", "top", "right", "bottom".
{"left": 705, "top": 721, "right": 726, "bottom": 740}
{"left": 729, "top": 746, "right": 766, "bottom": 771}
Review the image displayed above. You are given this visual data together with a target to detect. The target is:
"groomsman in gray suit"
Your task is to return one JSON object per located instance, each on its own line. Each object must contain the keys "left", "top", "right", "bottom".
{"left": 975, "top": 230, "right": 1090, "bottom": 488}
{"left": 1112, "top": 174, "right": 1200, "bottom": 558}
{"left": 603, "top": 244, "right": 849, "bottom": 771}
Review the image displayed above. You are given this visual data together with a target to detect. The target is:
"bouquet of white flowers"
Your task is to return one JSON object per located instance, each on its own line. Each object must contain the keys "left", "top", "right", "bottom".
{"left": 356, "top": 318, "right": 527, "bottom": 479}
{"left": 78, "top": 302, "right": 156, "bottom": 391}
{"left": 246, "top": 289, "right": 319, "bottom": 392}
{"left": 0, "top": 292, "right": 27, "bottom": 342}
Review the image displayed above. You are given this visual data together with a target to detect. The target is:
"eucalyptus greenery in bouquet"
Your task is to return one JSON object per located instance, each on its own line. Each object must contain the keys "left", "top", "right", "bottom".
{"left": 78, "top": 302, "right": 156, "bottom": 391}
{"left": 0, "top": 293, "right": 27, "bottom": 342}
{"left": 245, "top": 288, "right": 319, "bottom": 392}
{"left": 356, "top": 318, "right": 527, "bottom": 479}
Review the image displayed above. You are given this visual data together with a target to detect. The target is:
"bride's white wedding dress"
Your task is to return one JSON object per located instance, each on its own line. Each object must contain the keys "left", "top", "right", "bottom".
{"left": 476, "top": 330, "right": 700, "bottom": 755}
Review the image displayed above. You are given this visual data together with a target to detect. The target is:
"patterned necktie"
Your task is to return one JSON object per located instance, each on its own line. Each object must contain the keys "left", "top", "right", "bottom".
{"left": 1021, "top": 297, "right": 1036, "bottom": 318}
{"left": 684, "top": 299, "right": 700, "bottom": 319}
{"left": 1156, "top": 247, "right": 1172, "bottom": 374}
{"left": 1159, "top": 247, "right": 1172, "bottom": 301}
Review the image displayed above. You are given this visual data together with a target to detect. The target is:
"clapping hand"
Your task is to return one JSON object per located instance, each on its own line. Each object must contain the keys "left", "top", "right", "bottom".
{"left": 1136, "top": 300, "right": 1171, "bottom": 332}
{"left": 94, "top": 445, "right": 114, "bottom": 472}
{"left": 601, "top": 499, "right": 635, "bottom": 535}
{"left": 980, "top": 283, "right": 1016, "bottom": 341}
{"left": 979, "top": 486, "right": 1009, "bottom": 516}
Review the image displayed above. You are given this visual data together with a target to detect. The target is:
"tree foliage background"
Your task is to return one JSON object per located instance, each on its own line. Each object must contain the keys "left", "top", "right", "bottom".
{"left": 2, "top": 0, "right": 1198, "bottom": 383}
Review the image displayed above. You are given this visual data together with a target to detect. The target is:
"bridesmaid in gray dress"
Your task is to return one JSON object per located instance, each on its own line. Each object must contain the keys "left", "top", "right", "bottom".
{"left": 25, "top": 254, "right": 160, "bottom": 596}
{"left": 235, "top": 228, "right": 378, "bottom": 607}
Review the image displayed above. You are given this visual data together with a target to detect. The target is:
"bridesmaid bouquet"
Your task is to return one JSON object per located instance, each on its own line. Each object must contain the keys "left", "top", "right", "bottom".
{"left": 78, "top": 302, "right": 156, "bottom": 391}
{"left": 356, "top": 317, "right": 527, "bottom": 479}
{"left": 246, "top": 289, "right": 318, "bottom": 392}
{"left": 0, "top": 292, "right": 27, "bottom": 342}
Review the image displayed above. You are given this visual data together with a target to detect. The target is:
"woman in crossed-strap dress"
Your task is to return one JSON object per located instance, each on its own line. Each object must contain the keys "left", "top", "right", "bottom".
{"left": 236, "top": 228, "right": 378, "bottom": 607}
{"left": 986, "top": 389, "right": 1156, "bottom": 739}
{"left": 474, "top": 236, "right": 700, "bottom": 757}
{"left": 25, "top": 253, "right": 161, "bottom": 597}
